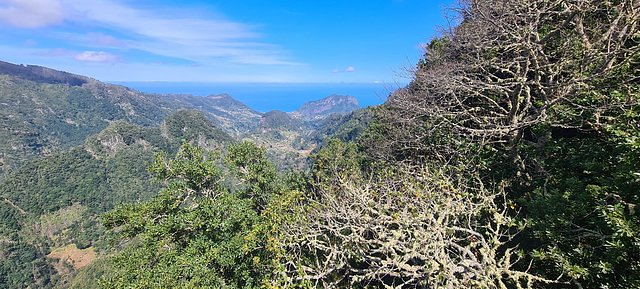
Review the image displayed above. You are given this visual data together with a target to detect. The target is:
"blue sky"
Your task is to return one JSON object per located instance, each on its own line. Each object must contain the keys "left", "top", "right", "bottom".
{"left": 0, "top": 0, "right": 453, "bottom": 83}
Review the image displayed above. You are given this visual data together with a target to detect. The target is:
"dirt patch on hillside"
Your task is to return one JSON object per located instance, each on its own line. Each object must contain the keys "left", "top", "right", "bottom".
{"left": 47, "top": 244, "right": 96, "bottom": 273}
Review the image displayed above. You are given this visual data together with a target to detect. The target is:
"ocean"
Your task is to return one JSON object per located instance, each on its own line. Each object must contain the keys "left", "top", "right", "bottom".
{"left": 111, "top": 82, "right": 402, "bottom": 112}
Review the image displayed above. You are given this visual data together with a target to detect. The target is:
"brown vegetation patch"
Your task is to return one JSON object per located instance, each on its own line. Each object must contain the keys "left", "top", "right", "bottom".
{"left": 47, "top": 244, "right": 96, "bottom": 271}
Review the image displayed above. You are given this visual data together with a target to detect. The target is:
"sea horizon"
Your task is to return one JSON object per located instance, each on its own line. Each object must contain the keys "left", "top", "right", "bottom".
{"left": 111, "top": 81, "right": 405, "bottom": 112}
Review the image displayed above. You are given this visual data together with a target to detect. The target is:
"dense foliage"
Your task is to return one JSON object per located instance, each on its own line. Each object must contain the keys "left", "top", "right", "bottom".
{"left": 0, "top": 65, "right": 362, "bottom": 287}
{"left": 260, "top": 110, "right": 303, "bottom": 131}
{"left": 0, "top": 110, "right": 236, "bottom": 288}
{"left": 100, "top": 141, "right": 295, "bottom": 288}
{"left": 361, "top": 0, "right": 640, "bottom": 287}
{"left": 100, "top": 0, "right": 639, "bottom": 287}
{"left": 307, "top": 107, "right": 374, "bottom": 153}
{"left": 1, "top": 0, "right": 638, "bottom": 287}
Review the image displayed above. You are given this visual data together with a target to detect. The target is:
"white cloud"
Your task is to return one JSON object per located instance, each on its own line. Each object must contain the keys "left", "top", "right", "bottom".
{"left": 60, "top": 0, "right": 300, "bottom": 66}
{"left": 332, "top": 69, "right": 338, "bottom": 73}
{"left": 36, "top": 48, "right": 120, "bottom": 63}
{"left": 0, "top": 0, "right": 65, "bottom": 28}
{"left": 64, "top": 1, "right": 256, "bottom": 43}
{"left": 74, "top": 51, "right": 120, "bottom": 63}
{"left": 344, "top": 66, "right": 355, "bottom": 72}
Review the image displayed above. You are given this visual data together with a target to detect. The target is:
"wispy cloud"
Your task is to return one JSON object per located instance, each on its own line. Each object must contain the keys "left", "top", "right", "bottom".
{"left": 2, "top": 0, "right": 300, "bottom": 66}
{"left": 35, "top": 48, "right": 77, "bottom": 56}
{"left": 35, "top": 48, "right": 121, "bottom": 63}
{"left": 74, "top": 51, "right": 121, "bottom": 63}
{"left": 87, "top": 32, "right": 128, "bottom": 47}
{"left": 60, "top": 0, "right": 299, "bottom": 66}
{"left": 64, "top": 0, "right": 257, "bottom": 42}
{"left": 332, "top": 67, "right": 355, "bottom": 73}
{"left": 0, "top": 0, "right": 65, "bottom": 28}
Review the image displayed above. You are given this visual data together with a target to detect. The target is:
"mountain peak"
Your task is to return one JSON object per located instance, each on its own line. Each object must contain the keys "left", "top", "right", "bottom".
{"left": 290, "top": 94, "right": 360, "bottom": 120}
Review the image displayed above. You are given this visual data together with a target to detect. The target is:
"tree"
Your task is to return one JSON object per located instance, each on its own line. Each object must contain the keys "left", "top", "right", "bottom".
{"left": 367, "top": 0, "right": 639, "bottom": 163}
{"left": 271, "top": 140, "right": 561, "bottom": 288}
{"left": 100, "top": 142, "right": 278, "bottom": 288}
{"left": 362, "top": 0, "right": 639, "bottom": 287}
{"left": 226, "top": 141, "right": 279, "bottom": 212}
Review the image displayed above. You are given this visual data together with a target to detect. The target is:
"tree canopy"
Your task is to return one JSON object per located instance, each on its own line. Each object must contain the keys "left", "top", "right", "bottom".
{"left": 100, "top": 0, "right": 639, "bottom": 288}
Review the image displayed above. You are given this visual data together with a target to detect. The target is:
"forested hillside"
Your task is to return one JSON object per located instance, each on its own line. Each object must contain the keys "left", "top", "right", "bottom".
{"left": 99, "top": 0, "right": 639, "bottom": 288}
{"left": 0, "top": 61, "right": 360, "bottom": 180}
{"left": 243, "top": 105, "right": 374, "bottom": 172}
{"left": 1, "top": 0, "right": 637, "bottom": 287}
{"left": 0, "top": 61, "right": 367, "bottom": 287}
{"left": 290, "top": 94, "right": 360, "bottom": 120}
{"left": 0, "top": 64, "right": 261, "bottom": 177}
{"left": 0, "top": 110, "right": 235, "bottom": 288}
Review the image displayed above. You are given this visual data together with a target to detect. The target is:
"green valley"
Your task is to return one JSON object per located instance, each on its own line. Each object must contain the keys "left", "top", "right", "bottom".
{"left": 0, "top": 0, "right": 639, "bottom": 287}
{"left": 0, "top": 60, "right": 368, "bottom": 288}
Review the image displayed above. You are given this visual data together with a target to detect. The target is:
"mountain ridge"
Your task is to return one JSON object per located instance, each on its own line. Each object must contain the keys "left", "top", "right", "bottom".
{"left": 0, "top": 60, "right": 90, "bottom": 86}
{"left": 0, "top": 60, "right": 366, "bottom": 177}
{"left": 0, "top": 60, "right": 376, "bottom": 288}
{"left": 290, "top": 94, "right": 360, "bottom": 120}
{"left": 0, "top": 60, "right": 260, "bottom": 176}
